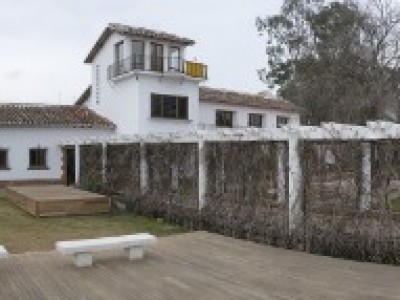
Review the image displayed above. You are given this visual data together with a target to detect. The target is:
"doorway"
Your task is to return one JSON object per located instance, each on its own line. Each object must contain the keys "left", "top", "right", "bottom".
{"left": 64, "top": 147, "right": 76, "bottom": 186}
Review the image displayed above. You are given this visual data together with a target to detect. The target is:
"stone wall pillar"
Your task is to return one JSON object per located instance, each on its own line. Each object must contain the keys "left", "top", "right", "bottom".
{"left": 276, "top": 142, "right": 287, "bottom": 203}
{"left": 101, "top": 142, "right": 107, "bottom": 186}
{"left": 75, "top": 144, "right": 80, "bottom": 186}
{"left": 288, "top": 137, "right": 303, "bottom": 232}
{"left": 198, "top": 140, "right": 207, "bottom": 210}
{"left": 140, "top": 142, "right": 149, "bottom": 194}
{"left": 360, "top": 142, "right": 372, "bottom": 211}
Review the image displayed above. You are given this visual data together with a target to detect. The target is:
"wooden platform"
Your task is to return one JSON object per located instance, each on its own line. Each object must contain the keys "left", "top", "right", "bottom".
{"left": 5, "top": 185, "right": 110, "bottom": 217}
{"left": 0, "top": 232, "right": 399, "bottom": 299}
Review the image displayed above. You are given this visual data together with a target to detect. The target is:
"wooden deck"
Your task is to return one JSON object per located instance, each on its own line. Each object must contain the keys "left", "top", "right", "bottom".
{"left": 6, "top": 185, "right": 110, "bottom": 217}
{"left": 0, "top": 232, "right": 399, "bottom": 299}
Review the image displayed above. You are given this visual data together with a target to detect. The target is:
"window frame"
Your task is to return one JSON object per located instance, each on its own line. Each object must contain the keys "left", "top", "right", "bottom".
{"left": 216, "top": 110, "right": 234, "bottom": 128}
{"left": 114, "top": 41, "right": 124, "bottom": 76}
{"left": 169, "top": 45, "right": 181, "bottom": 72}
{"left": 114, "top": 41, "right": 124, "bottom": 63}
{"left": 151, "top": 42, "right": 164, "bottom": 72}
{"left": 151, "top": 93, "right": 189, "bottom": 120}
{"left": 0, "top": 148, "right": 9, "bottom": 170}
{"left": 28, "top": 148, "right": 48, "bottom": 170}
{"left": 248, "top": 113, "right": 263, "bottom": 128}
{"left": 276, "top": 115, "right": 290, "bottom": 128}
{"left": 131, "top": 40, "right": 145, "bottom": 70}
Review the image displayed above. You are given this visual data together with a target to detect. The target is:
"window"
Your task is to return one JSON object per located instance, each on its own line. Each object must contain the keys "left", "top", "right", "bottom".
{"left": 216, "top": 110, "right": 234, "bottom": 128}
{"left": 169, "top": 46, "right": 181, "bottom": 72}
{"left": 151, "top": 94, "right": 188, "bottom": 119}
{"left": 0, "top": 149, "right": 9, "bottom": 170}
{"left": 131, "top": 40, "right": 145, "bottom": 70}
{"left": 151, "top": 43, "right": 164, "bottom": 72}
{"left": 29, "top": 148, "right": 47, "bottom": 169}
{"left": 114, "top": 41, "right": 124, "bottom": 75}
{"left": 114, "top": 41, "right": 124, "bottom": 63}
{"left": 248, "top": 113, "right": 263, "bottom": 128}
{"left": 277, "top": 116, "right": 290, "bottom": 128}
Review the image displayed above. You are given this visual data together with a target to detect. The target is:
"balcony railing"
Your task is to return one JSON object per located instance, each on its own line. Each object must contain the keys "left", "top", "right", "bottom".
{"left": 107, "top": 55, "right": 208, "bottom": 80}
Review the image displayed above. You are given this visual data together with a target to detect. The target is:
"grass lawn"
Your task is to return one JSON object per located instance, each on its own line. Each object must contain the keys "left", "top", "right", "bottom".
{"left": 0, "top": 196, "right": 186, "bottom": 254}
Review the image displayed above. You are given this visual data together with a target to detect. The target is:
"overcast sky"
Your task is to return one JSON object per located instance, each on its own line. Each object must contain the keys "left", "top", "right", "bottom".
{"left": 0, "top": 0, "right": 282, "bottom": 104}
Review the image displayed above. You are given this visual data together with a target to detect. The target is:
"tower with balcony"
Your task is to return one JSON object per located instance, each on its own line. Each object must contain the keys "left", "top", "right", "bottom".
{"left": 83, "top": 23, "right": 207, "bottom": 135}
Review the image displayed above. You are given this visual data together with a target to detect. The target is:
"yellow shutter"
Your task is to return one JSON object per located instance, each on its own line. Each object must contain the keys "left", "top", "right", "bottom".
{"left": 185, "top": 61, "right": 207, "bottom": 79}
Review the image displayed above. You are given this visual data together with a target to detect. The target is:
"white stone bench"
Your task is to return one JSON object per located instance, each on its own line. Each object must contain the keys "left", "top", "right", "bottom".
{"left": 0, "top": 246, "right": 8, "bottom": 258}
{"left": 55, "top": 233, "right": 156, "bottom": 267}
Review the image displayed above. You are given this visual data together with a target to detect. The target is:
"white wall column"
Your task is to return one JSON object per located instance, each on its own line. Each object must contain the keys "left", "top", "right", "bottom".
{"left": 276, "top": 142, "right": 287, "bottom": 203}
{"left": 123, "top": 37, "right": 131, "bottom": 60}
{"left": 360, "top": 142, "right": 372, "bottom": 211}
{"left": 75, "top": 144, "right": 80, "bottom": 186}
{"left": 140, "top": 142, "right": 149, "bottom": 194}
{"left": 102, "top": 142, "right": 107, "bottom": 186}
{"left": 198, "top": 140, "right": 207, "bottom": 210}
{"left": 163, "top": 43, "right": 169, "bottom": 72}
{"left": 171, "top": 164, "right": 179, "bottom": 190}
{"left": 288, "top": 136, "right": 303, "bottom": 232}
{"left": 144, "top": 41, "right": 151, "bottom": 71}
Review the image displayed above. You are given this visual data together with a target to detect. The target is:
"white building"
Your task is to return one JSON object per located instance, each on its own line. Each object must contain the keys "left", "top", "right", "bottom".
{"left": 0, "top": 104, "right": 115, "bottom": 186}
{"left": 76, "top": 23, "right": 299, "bottom": 133}
{"left": 0, "top": 23, "right": 299, "bottom": 185}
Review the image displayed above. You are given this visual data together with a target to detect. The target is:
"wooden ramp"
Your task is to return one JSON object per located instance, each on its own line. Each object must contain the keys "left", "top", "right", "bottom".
{"left": 5, "top": 185, "right": 110, "bottom": 217}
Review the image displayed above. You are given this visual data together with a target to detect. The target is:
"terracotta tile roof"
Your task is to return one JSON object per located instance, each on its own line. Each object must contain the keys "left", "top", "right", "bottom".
{"left": 0, "top": 104, "right": 115, "bottom": 129}
{"left": 199, "top": 87, "right": 298, "bottom": 112}
{"left": 85, "top": 23, "right": 195, "bottom": 63}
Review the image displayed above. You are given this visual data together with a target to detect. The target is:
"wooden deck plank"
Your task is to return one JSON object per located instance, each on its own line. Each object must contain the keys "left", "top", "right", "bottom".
{"left": 0, "top": 232, "right": 399, "bottom": 300}
{"left": 5, "top": 185, "right": 110, "bottom": 217}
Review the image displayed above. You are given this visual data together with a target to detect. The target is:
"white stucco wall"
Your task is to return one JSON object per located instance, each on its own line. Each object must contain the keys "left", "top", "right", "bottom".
{"left": 199, "top": 102, "right": 300, "bottom": 128}
{"left": 87, "top": 33, "right": 140, "bottom": 135}
{"left": 0, "top": 127, "right": 114, "bottom": 181}
{"left": 86, "top": 32, "right": 199, "bottom": 135}
{"left": 137, "top": 74, "right": 200, "bottom": 134}
{"left": 84, "top": 32, "right": 301, "bottom": 134}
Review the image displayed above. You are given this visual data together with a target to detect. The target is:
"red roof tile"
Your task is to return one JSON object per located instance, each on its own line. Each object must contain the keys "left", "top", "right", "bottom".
{"left": 199, "top": 87, "right": 298, "bottom": 112}
{"left": 0, "top": 104, "right": 115, "bottom": 129}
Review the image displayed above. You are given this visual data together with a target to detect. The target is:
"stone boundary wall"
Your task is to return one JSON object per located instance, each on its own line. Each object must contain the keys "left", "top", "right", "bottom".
{"left": 71, "top": 122, "right": 400, "bottom": 264}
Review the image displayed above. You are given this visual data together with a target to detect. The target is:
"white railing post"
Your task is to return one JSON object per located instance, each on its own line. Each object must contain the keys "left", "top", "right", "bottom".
{"left": 288, "top": 136, "right": 303, "bottom": 232}
{"left": 276, "top": 142, "right": 287, "bottom": 203}
{"left": 75, "top": 144, "right": 80, "bottom": 186}
{"left": 140, "top": 142, "right": 149, "bottom": 194}
{"left": 360, "top": 142, "right": 372, "bottom": 211}
{"left": 102, "top": 142, "right": 107, "bottom": 186}
{"left": 198, "top": 140, "right": 207, "bottom": 210}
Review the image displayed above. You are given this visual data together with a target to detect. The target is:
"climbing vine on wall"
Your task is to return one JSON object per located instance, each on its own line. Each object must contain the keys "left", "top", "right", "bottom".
{"left": 138, "top": 143, "right": 199, "bottom": 227}
{"left": 80, "top": 144, "right": 103, "bottom": 193}
{"left": 105, "top": 143, "right": 141, "bottom": 208}
{"left": 301, "top": 140, "right": 400, "bottom": 264}
{"left": 202, "top": 141, "right": 288, "bottom": 246}
{"left": 77, "top": 138, "right": 400, "bottom": 264}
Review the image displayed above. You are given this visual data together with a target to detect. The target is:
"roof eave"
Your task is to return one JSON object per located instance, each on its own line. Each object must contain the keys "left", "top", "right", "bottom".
{"left": 199, "top": 99, "right": 299, "bottom": 113}
{"left": 0, "top": 124, "right": 116, "bottom": 130}
{"left": 84, "top": 26, "right": 195, "bottom": 64}
{"left": 84, "top": 27, "right": 112, "bottom": 64}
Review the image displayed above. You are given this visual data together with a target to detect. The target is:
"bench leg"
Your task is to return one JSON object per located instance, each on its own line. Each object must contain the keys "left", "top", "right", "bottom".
{"left": 125, "top": 246, "right": 143, "bottom": 260}
{"left": 73, "top": 253, "right": 93, "bottom": 267}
